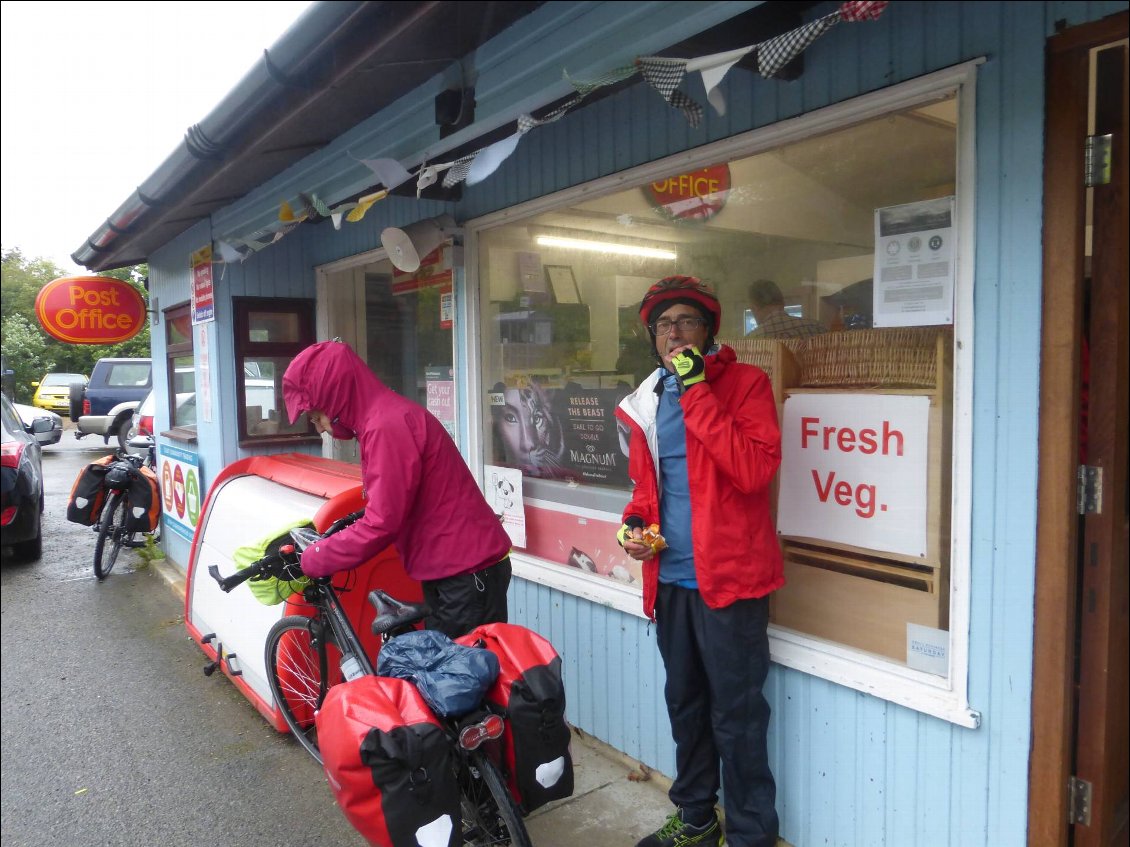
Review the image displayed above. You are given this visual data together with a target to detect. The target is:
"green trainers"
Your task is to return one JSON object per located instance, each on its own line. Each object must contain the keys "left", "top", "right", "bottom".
{"left": 635, "top": 810, "right": 723, "bottom": 847}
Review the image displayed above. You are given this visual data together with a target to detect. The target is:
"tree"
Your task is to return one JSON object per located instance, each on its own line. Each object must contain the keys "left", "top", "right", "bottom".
{"left": 1, "top": 247, "right": 151, "bottom": 401}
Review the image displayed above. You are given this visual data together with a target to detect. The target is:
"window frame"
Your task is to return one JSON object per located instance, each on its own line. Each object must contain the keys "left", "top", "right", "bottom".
{"left": 232, "top": 296, "right": 318, "bottom": 446}
{"left": 465, "top": 61, "right": 982, "bottom": 727}
{"left": 163, "top": 302, "right": 196, "bottom": 441}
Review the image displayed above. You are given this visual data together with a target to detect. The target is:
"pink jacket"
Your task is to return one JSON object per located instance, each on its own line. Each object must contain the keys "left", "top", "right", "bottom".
{"left": 616, "top": 346, "right": 784, "bottom": 619}
{"left": 283, "top": 342, "right": 510, "bottom": 581}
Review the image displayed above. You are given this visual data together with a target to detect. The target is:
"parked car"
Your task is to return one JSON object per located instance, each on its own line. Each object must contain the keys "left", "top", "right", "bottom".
{"left": 32, "top": 372, "right": 87, "bottom": 414}
{"left": 71, "top": 358, "right": 151, "bottom": 450}
{"left": 13, "top": 402, "right": 63, "bottom": 446}
{"left": 1, "top": 392, "right": 46, "bottom": 561}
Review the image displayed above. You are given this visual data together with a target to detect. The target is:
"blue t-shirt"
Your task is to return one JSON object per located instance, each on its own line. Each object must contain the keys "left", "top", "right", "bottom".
{"left": 656, "top": 372, "right": 697, "bottom": 588}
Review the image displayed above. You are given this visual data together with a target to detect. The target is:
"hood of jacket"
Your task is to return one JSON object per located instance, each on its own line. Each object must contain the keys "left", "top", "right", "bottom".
{"left": 282, "top": 341, "right": 390, "bottom": 428}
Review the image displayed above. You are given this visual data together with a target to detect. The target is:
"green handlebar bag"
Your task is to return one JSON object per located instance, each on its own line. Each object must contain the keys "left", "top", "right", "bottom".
{"left": 233, "top": 519, "right": 314, "bottom": 605}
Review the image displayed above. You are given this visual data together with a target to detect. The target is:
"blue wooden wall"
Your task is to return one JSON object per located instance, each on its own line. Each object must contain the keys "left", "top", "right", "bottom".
{"left": 147, "top": 2, "right": 1129, "bottom": 843}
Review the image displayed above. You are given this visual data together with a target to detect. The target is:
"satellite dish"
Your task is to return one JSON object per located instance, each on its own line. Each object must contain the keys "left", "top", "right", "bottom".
{"left": 381, "top": 214, "right": 457, "bottom": 272}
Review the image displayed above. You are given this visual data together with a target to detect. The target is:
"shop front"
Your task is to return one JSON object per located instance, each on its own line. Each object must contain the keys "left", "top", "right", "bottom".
{"left": 71, "top": 2, "right": 1128, "bottom": 844}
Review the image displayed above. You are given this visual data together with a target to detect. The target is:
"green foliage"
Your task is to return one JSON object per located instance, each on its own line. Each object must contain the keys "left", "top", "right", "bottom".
{"left": 135, "top": 531, "right": 165, "bottom": 567}
{"left": 1, "top": 247, "right": 151, "bottom": 402}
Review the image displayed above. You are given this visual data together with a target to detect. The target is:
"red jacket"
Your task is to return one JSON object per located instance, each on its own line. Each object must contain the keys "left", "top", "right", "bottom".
{"left": 282, "top": 342, "right": 510, "bottom": 581}
{"left": 615, "top": 346, "right": 784, "bottom": 619}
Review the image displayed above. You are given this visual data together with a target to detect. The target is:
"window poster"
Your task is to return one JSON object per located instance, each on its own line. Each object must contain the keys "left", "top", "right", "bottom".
{"left": 488, "top": 379, "right": 632, "bottom": 486}
{"left": 485, "top": 465, "right": 525, "bottom": 548}
{"left": 158, "top": 442, "right": 203, "bottom": 541}
{"left": 872, "top": 196, "right": 955, "bottom": 327}
{"left": 777, "top": 392, "right": 929, "bottom": 558}
{"left": 425, "top": 366, "right": 456, "bottom": 440}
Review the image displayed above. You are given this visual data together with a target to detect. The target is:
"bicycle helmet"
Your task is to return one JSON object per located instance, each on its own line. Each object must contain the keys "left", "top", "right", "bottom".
{"left": 638, "top": 275, "right": 722, "bottom": 336}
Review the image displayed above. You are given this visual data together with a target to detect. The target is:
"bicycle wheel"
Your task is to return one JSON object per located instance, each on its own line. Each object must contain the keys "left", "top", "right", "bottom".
{"left": 93, "top": 492, "right": 128, "bottom": 579}
{"left": 265, "top": 615, "right": 337, "bottom": 764}
{"left": 459, "top": 750, "right": 532, "bottom": 847}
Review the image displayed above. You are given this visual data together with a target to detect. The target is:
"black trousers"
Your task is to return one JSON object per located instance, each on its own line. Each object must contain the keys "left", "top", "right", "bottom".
{"left": 421, "top": 556, "right": 511, "bottom": 638}
{"left": 655, "top": 583, "right": 778, "bottom": 847}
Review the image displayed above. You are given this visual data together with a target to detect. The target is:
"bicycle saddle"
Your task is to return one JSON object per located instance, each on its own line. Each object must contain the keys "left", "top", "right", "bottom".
{"left": 368, "top": 589, "right": 431, "bottom": 636}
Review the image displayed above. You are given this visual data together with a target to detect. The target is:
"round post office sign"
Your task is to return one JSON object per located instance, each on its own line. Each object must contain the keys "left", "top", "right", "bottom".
{"left": 34, "top": 276, "right": 147, "bottom": 344}
{"left": 644, "top": 164, "right": 731, "bottom": 222}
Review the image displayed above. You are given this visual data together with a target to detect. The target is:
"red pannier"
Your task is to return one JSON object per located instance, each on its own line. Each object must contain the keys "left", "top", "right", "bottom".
{"left": 66, "top": 455, "right": 114, "bottom": 525}
{"left": 125, "top": 465, "right": 160, "bottom": 532}
{"left": 315, "top": 676, "right": 460, "bottom": 847}
{"left": 456, "top": 622, "right": 573, "bottom": 812}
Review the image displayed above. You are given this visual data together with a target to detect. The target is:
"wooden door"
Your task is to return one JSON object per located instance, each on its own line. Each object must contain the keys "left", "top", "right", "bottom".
{"left": 1073, "top": 30, "right": 1128, "bottom": 847}
{"left": 1031, "top": 12, "right": 1128, "bottom": 847}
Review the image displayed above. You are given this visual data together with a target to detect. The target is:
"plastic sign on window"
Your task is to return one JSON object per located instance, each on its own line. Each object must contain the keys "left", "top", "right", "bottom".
{"left": 190, "top": 246, "right": 215, "bottom": 325}
{"left": 34, "top": 276, "right": 146, "bottom": 344}
{"left": 643, "top": 164, "right": 731, "bottom": 222}
{"left": 777, "top": 393, "right": 929, "bottom": 558}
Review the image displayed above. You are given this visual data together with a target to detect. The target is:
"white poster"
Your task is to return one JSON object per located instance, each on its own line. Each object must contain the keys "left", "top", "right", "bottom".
{"left": 873, "top": 196, "right": 955, "bottom": 327}
{"left": 485, "top": 464, "right": 525, "bottom": 548}
{"left": 777, "top": 393, "right": 929, "bottom": 558}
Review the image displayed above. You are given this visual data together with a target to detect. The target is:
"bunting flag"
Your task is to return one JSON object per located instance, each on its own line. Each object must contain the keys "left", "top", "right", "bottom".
{"left": 278, "top": 199, "right": 300, "bottom": 222}
{"left": 565, "top": 64, "right": 639, "bottom": 97}
{"left": 214, "top": 240, "right": 248, "bottom": 264}
{"left": 757, "top": 12, "right": 841, "bottom": 79}
{"left": 441, "top": 153, "right": 478, "bottom": 189}
{"left": 311, "top": 194, "right": 332, "bottom": 218}
{"left": 637, "top": 56, "right": 705, "bottom": 127}
{"left": 517, "top": 94, "right": 585, "bottom": 134}
{"left": 356, "top": 156, "right": 413, "bottom": 190}
{"left": 466, "top": 133, "right": 522, "bottom": 185}
{"left": 839, "top": 0, "right": 889, "bottom": 22}
{"left": 346, "top": 189, "right": 388, "bottom": 223}
{"left": 685, "top": 46, "right": 754, "bottom": 117}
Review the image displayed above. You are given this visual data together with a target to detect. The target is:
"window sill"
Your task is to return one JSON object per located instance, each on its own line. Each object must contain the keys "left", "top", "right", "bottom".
{"left": 160, "top": 427, "right": 198, "bottom": 444}
{"left": 237, "top": 433, "right": 321, "bottom": 448}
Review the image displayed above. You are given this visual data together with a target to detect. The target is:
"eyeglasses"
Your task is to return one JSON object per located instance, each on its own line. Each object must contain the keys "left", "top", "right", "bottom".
{"left": 651, "top": 316, "right": 706, "bottom": 335}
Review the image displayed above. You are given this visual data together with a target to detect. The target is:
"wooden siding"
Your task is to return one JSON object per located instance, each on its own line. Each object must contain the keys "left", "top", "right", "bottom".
{"left": 144, "top": 2, "right": 1130, "bottom": 845}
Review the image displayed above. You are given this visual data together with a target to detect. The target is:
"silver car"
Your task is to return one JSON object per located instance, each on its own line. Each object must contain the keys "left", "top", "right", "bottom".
{"left": 14, "top": 402, "right": 63, "bottom": 446}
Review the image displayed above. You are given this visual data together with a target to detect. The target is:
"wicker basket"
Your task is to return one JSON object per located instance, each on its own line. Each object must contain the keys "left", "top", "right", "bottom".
{"left": 797, "top": 328, "right": 948, "bottom": 389}
{"left": 721, "top": 338, "right": 780, "bottom": 379}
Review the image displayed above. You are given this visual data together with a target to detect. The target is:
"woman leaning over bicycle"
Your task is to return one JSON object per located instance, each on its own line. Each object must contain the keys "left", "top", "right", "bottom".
{"left": 282, "top": 340, "right": 512, "bottom": 637}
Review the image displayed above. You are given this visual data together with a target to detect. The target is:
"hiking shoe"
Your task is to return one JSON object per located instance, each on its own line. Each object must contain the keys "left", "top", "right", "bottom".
{"left": 635, "top": 811, "right": 723, "bottom": 847}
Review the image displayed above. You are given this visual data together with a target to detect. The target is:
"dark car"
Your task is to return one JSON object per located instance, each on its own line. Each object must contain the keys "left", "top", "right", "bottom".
{"left": 1, "top": 392, "right": 47, "bottom": 561}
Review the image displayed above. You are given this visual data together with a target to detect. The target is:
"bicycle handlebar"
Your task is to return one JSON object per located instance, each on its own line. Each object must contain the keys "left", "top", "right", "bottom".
{"left": 207, "top": 509, "right": 367, "bottom": 593}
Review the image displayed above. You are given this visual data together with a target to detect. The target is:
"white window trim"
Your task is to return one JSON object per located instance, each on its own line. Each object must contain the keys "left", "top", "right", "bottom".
{"left": 466, "top": 61, "right": 984, "bottom": 728}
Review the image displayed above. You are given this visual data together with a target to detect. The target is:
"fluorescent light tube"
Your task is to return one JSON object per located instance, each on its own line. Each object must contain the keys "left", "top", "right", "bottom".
{"left": 535, "top": 234, "right": 676, "bottom": 260}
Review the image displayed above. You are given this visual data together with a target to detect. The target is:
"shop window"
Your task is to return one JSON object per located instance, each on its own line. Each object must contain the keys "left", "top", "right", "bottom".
{"left": 316, "top": 254, "right": 458, "bottom": 463}
{"left": 233, "top": 297, "right": 316, "bottom": 443}
{"left": 472, "top": 67, "right": 977, "bottom": 724}
{"left": 164, "top": 303, "right": 196, "bottom": 433}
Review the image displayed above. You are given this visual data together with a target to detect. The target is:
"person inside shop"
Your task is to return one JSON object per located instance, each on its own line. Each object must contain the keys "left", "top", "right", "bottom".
{"left": 282, "top": 340, "right": 512, "bottom": 637}
{"left": 615, "top": 276, "right": 783, "bottom": 847}
{"left": 746, "top": 278, "right": 826, "bottom": 338}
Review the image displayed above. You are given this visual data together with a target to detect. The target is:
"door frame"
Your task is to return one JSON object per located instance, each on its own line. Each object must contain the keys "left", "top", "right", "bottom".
{"left": 1030, "top": 11, "right": 1129, "bottom": 847}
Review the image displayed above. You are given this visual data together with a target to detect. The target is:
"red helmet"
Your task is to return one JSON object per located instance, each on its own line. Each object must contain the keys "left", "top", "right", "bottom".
{"left": 638, "top": 275, "right": 722, "bottom": 335}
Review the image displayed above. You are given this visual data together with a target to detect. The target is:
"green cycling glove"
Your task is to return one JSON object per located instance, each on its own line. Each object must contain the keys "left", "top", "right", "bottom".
{"left": 616, "top": 516, "right": 645, "bottom": 547}
{"left": 671, "top": 346, "right": 706, "bottom": 388}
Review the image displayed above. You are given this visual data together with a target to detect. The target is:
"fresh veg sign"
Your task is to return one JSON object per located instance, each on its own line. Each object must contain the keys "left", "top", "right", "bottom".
{"left": 34, "top": 276, "right": 146, "bottom": 344}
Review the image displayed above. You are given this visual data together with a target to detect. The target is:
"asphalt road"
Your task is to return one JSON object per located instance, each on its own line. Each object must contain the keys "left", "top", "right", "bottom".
{"left": 0, "top": 425, "right": 366, "bottom": 847}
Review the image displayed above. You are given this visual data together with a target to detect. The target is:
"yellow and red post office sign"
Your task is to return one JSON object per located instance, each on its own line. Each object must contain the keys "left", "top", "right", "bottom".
{"left": 34, "top": 276, "right": 147, "bottom": 344}
{"left": 644, "top": 163, "right": 731, "bottom": 222}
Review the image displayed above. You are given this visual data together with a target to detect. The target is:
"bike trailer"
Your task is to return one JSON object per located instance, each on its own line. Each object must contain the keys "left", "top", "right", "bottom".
{"left": 316, "top": 675, "right": 460, "bottom": 847}
{"left": 125, "top": 465, "right": 161, "bottom": 532}
{"left": 456, "top": 622, "right": 573, "bottom": 812}
{"left": 65, "top": 455, "right": 115, "bottom": 525}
